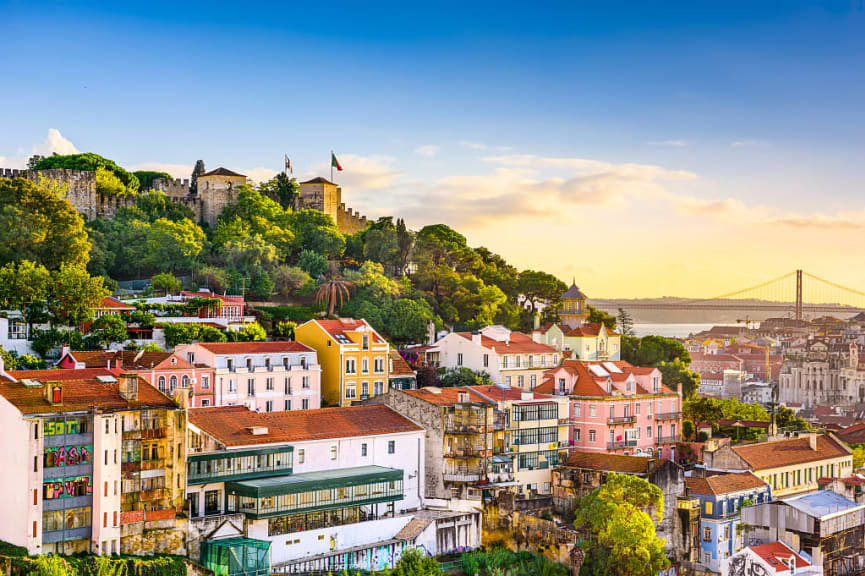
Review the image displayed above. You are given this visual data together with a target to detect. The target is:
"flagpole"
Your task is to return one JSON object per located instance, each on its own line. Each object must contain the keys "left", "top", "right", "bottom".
{"left": 330, "top": 150, "right": 333, "bottom": 182}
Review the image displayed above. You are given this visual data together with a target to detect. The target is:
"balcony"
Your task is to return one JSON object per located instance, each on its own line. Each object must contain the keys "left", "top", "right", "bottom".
{"left": 656, "top": 435, "right": 679, "bottom": 444}
{"left": 443, "top": 472, "right": 482, "bottom": 483}
{"left": 42, "top": 526, "right": 92, "bottom": 545}
{"left": 444, "top": 446, "right": 485, "bottom": 458}
{"left": 677, "top": 496, "right": 701, "bottom": 521}
{"left": 141, "top": 458, "right": 166, "bottom": 471}
{"left": 444, "top": 419, "right": 485, "bottom": 434}
{"left": 607, "top": 416, "right": 635, "bottom": 425}
{"left": 607, "top": 440, "right": 638, "bottom": 450}
{"left": 139, "top": 488, "right": 167, "bottom": 502}
{"left": 141, "top": 427, "right": 167, "bottom": 439}
{"left": 44, "top": 432, "right": 93, "bottom": 448}
{"left": 655, "top": 412, "right": 682, "bottom": 421}
{"left": 188, "top": 446, "right": 294, "bottom": 485}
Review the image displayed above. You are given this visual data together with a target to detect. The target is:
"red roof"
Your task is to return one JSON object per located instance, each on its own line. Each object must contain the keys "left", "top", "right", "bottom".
{"left": 194, "top": 341, "right": 313, "bottom": 354}
{"left": 468, "top": 385, "right": 555, "bottom": 402}
{"left": 97, "top": 296, "right": 135, "bottom": 311}
{"left": 400, "top": 387, "right": 493, "bottom": 407}
{"left": 748, "top": 541, "right": 810, "bottom": 572}
{"left": 200, "top": 167, "right": 245, "bottom": 178}
{"left": 454, "top": 331, "right": 557, "bottom": 354}
{"left": 180, "top": 291, "right": 244, "bottom": 304}
{"left": 563, "top": 323, "right": 619, "bottom": 337}
{"left": 562, "top": 452, "right": 669, "bottom": 474}
{"left": 188, "top": 404, "right": 422, "bottom": 446}
{"left": 311, "top": 319, "right": 386, "bottom": 344}
{"left": 389, "top": 351, "right": 415, "bottom": 377}
{"left": 732, "top": 434, "right": 850, "bottom": 470}
{"left": 0, "top": 370, "right": 175, "bottom": 414}
{"left": 62, "top": 350, "right": 183, "bottom": 370}
{"left": 536, "top": 360, "right": 672, "bottom": 397}
{"left": 685, "top": 472, "right": 767, "bottom": 496}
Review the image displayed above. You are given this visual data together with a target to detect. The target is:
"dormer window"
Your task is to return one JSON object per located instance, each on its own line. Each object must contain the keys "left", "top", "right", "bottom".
{"left": 362, "top": 334, "right": 369, "bottom": 350}
{"left": 606, "top": 379, "right": 612, "bottom": 394}
{"left": 246, "top": 358, "right": 253, "bottom": 371}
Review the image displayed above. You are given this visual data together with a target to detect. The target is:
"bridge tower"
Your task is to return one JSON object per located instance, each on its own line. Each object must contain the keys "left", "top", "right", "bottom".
{"left": 795, "top": 269, "right": 803, "bottom": 325}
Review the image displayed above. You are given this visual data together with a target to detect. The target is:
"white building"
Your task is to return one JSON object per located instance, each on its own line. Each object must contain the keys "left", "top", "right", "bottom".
{"left": 723, "top": 541, "right": 821, "bottom": 576}
{"left": 426, "top": 325, "right": 560, "bottom": 389}
{"left": 186, "top": 404, "right": 480, "bottom": 573}
{"left": 175, "top": 341, "right": 322, "bottom": 412}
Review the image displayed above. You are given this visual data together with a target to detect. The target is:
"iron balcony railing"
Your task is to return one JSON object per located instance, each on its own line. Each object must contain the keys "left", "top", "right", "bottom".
{"left": 656, "top": 435, "right": 679, "bottom": 444}
{"left": 607, "top": 416, "right": 636, "bottom": 425}
{"left": 655, "top": 411, "right": 683, "bottom": 421}
{"left": 607, "top": 440, "right": 638, "bottom": 450}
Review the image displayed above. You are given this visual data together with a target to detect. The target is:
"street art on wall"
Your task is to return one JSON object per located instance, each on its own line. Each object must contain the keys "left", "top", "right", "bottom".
{"left": 44, "top": 445, "right": 92, "bottom": 467}
{"left": 44, "top": 418, "right": 88, "bottom": 436}
{"left": 43, "top": 476, "right": 93, "bottom": 500}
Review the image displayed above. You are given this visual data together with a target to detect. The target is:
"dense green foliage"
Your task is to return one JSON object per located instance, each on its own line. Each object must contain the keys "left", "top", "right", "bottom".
{"left": 575, "top": 473, "right": 669, "bottom": 576}
{"left": 133, "top": 171, "right": 173, "bottom": 191}
{"left": 8, "top": 554, "right": 187, "bottom": 576}
{"left": 438, "top": 367, "right": 493, "bottom": 387}
{"left": 160, "top": 322, "right": 227, "bottom": 347}
{"left": 31, "top": 153, "right": 140, "bottom": 195}
{"left": 459, "top": 548, "right": 568, "bottom": 576}
{"left": 621, "top": 334, "right": 700, "bottom": 398}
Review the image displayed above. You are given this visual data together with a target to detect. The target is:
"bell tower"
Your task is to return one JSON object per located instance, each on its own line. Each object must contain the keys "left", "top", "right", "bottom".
{"left": 560, "top": 281, "right": 589, "bottom": 329}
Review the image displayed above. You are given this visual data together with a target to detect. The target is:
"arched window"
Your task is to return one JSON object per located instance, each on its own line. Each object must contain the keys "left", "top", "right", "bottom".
{"left": 182, "top": 375, "right": 190, "bottom": 388}
{"left": 157, "top": 376, "right": 166, "bottom": 392}
{"left": 170, "top": 375, "right": 178, "bottom": 391}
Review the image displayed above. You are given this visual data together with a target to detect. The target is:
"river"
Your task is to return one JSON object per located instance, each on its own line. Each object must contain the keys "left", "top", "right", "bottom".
{"left": 632, "top": 323, "right": 741, "bottom": 338}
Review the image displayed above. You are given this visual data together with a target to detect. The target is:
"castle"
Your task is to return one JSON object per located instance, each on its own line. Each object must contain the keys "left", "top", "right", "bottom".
{"left": 0, "top": 167, "right": 370, "bottom": 234}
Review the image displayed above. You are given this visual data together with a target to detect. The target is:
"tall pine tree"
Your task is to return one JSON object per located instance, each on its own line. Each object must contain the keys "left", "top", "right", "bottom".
{"left": 190, "top": 160, "right": 206, "bottom": 194}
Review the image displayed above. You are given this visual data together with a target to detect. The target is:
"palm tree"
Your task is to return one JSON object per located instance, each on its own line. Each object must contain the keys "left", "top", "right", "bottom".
{"left": 314, "top": 280, "right": 354, "bottom": 316}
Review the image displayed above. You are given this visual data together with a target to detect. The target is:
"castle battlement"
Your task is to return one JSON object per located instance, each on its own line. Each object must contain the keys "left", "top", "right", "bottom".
{"left": 151, "top": 176, "right": 191, "bottom": 198}
{"left": 1, "top": 168, "right": 23, "bottom": 178}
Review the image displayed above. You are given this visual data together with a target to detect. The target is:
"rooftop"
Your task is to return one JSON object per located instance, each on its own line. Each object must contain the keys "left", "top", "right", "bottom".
{"left": 454, "top": 330, "right": 558, "bottom": 354}
{"left": 561, "top": 451, "right": 668, "bottom": 475}
{"left": 201, "top": 167, "right": 246, "bottom": 178}
{"left": 748, "top": 541, "right": 811, "bottom": 573}
{"left": 0, "top": 370, "right": 176, "bottom": 415}
{"left": 731, "top": 434, "right": 850, "bottom": 471}
{"left": 194, "top": 341, "right": 314, "bottom": 355}
{"left": 389, "top": 350, "right": 415, "bottom": 377}
{"left": 561, "top": 284, "right": 588, "bottom": 300}
{"left": 61, "top": 350, "right": 179, "bottom": 370}
{"left": 300, "top": 176, "right": 337, "bottom": 185}
{"left": 97, "top": 296, "right": 135, "bottom": 310}
{"left": 782, "top": 489, "right": 864, "bottom": 519}
{"left": 685, "top": 472, "right": 767, "bottom": 496}
{"left": 306, "top": 318, "right": 386, "bottom": 344}
{"left": 189, "top": 404, "right": 422, "bottom": 447}
{"left": 399, "top": 386, "right": 492, "bottom": 407}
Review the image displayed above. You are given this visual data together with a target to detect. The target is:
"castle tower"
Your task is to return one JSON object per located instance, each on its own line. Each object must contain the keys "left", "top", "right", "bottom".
{"left": 560, "top": 282, "right": 589, "bottom": 329}
{"left": 298, "top": 177, "right": 341, "bottom": 222}
{"left": 198, "top": 167, "right": 247, "bottom": 227}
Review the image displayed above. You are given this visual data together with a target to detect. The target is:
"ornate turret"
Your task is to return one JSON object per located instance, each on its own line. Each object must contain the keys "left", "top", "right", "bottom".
{"left": 560, "top": 280, "right": 589, "bottom": 329}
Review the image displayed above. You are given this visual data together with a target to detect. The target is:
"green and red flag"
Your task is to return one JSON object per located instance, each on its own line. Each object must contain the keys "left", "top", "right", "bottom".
{"left": 331, "top": 152, "right": 343, "bottom": 171}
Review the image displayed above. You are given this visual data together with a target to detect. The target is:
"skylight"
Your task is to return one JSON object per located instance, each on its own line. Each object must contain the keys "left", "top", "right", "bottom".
{"left": 603, "top": 362, "right": 622, "bottom": 373}
{"left": 588, "top": 365, "right": 609, "bottom": 377}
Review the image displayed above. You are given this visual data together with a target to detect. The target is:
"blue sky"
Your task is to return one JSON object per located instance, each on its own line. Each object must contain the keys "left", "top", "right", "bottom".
{"left": 2, "top": 1, "right": 865, "bottom": 296}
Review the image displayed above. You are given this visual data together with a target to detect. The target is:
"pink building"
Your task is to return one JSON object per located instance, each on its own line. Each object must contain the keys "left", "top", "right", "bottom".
{"left": 537, "top": 360, "right": 683, "bottom": 461}
{"left": 174, "top": 341, "right": 321, "bottom": 412}
{"left": 57, "top": 348, "right": 216, "bottom": 406}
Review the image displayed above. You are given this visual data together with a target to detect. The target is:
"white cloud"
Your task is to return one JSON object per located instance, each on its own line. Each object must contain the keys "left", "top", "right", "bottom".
{"left": 301, "top": 154, "right": 402, "bottom": 191}
{"left": 1, "top": 129, "right": 79, "bottom": 168}
{"left": 730, "top": 139, "right": 767, "bottom": 149}
{"left": 459, "top": 140, "right": 487, "bottom": 150}
{"left": 414, "top": 145, "right": 440, "bottom": 158}
{"left": 648, "top": 139, "right": 687, "bottom": 147}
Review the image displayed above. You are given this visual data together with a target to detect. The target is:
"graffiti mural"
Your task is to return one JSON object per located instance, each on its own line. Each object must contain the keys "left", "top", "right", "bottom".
{"left": 657, "top": 566, "right": 680, "bottom": 576}
{"left": 44, "top": 445, "right": 92, "bottom": 467}
{"left": 726, "top": 552, "right": 771, "bottom": 576}
{"left": 44, "top": 418, "right": 88, "bottom": 436}
{"left": 43, "top": 476, "right": 93, "bottom": 500}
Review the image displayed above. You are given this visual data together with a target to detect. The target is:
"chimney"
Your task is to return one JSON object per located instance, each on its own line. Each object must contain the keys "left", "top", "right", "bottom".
{"left": 533, "top": 311, "right": 541, "bottom": 331}
{"left": 118, "top": 373, "right": 139, "bottom": 402}
{"left": 472, "top": 332, "right": 482, "bottom": 345}
{"left": 520, "top": 390, "right": 533, "bottom": 401}
{"left": 44, "top": 381, "right": 63, "bottom": 405}
{"left": 809, "top": 432, "right": 818, "bottom": 451}
{"left": 427, "top": 320, "right": 436, "bottom": 345}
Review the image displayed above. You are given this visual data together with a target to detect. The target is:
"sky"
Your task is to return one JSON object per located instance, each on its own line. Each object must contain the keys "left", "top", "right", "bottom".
{"left": 2, "top": 1, "right": 865, "bottom": 299}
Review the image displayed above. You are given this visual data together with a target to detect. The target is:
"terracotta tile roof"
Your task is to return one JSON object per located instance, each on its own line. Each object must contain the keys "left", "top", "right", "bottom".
{"left": 468, "top": 385, "right": 555, "bottom": 402}
{"left": 541, "top": 360, "right": 673, "bottom": 398}
{"left": 194, "top": 341, "right": 314, "bottom": 354}
{"left": 97, "top": 296, "right": 135, "bottom": 310}
{"left": 180, "top": 291, "right": 243, "bottom": 303}
{"left": 201, "top": 167, "right": 245, "bottom": 177}
{"left": 300, "top": 176, "right": 336, "bottom": 185}
{"left": 562, "top": 451, "right": 668, "bottom": 474}
{"left": 454, "top": 331, "right": 557, "bottom": 354}
{"left": 188, "top": 404, "right": 422, "bottom": 446}
{"left": 563, "top": 323, "right": 619, "bottom": 337}
{"left": 0, "top": 370, "right": 176, "bottom": 414}
{"left": 732, "top": 435, "right": 850, "bottom": 471}
{"left": 748, "top": 541, "right": 811, "bottom": 572}
{"left": 400, "top": 387, "right": 492, "bottom": 407}
{"left": 389, "top": 351, "right": 415, "bottom": 377}
{"left": 63, "top": 350, "right": 178, "bottom": 370}
{"left": 311, "top": 318, "right": 386, "bottom": 344}
{"left": 685, "top": 472, "right": 767, "bottom": 496}
{"left": 837, "top": 422, "right": 865, "bottom": 445}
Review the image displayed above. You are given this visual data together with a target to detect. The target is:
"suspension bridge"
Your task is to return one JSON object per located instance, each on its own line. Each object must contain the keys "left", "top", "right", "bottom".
{"left": 590, "top": 270, "right": 865, "bottom": 322}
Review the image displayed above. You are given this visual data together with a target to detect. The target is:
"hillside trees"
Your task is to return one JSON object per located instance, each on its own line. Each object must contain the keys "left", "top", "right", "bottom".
{"left": 31, "top": 153, "right": 140, "bottom": 195}
{"left": 0, "top": 177, "right": 92, "bottom": 270}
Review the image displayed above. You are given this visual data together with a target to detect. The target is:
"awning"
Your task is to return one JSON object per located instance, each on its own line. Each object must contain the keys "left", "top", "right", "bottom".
{"left": 226, "top": 465, "right": 403, "bottom": 498}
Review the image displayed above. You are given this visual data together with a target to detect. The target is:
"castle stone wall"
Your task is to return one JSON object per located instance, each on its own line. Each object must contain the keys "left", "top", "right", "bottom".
{"left": 337, "top": 203, "right": 369, "bottom": 235}
{"left": 18, "top": 168, "right": 136, "bottom": 220}
{"left": 152, "top": 176, "right": 191, "bottom": 198}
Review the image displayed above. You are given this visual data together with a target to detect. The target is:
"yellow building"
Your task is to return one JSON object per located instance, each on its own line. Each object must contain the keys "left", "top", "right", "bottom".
{"left": 295, "top": 318, "right": 391, "bottom": 406}
{"left": 703, "top": 433, "right": 853, "bottom": 498}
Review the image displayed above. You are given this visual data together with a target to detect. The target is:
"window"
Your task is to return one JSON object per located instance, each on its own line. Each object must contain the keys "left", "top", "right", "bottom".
{"left": 362, "top": 334, "right": 370, "bottom": 350}
{"left": 362, "top": 358, "right": 369, "bottom": 374}
{"left": 590, "top": 405, "right": 597, "bottom": 417}
{"left": 361, "top": 443, "right": 367, "bottom": 457}
{"left": 298, "top": 449, "right": 305, "bottom": 464}
{"left": 703, "top": 526, "right": 712, "bottom": 542}
{"left": 246, "top": 358, "right": 253, "bottom": 371}
{"left": 170, "top": 375, "right": 178, "bottom": 391}
{"left": 265, "top": 358, "right": 271, "bottom": 370}
{"left": 201, "top": 376, "right": 209, "bottom": 389}
{"left": 515, "top": 355, "right": 521, "bottom": 368}
{"left": 227, "top": 359, "right": 234, "bottom": 372}
{"left": 647, "top": 426, "right": 652, "bottom": 438}
{"left": 284, "top": 399, "right": 291, "bottom": 410}
{"left": 635, "top": 403, "right": 640, "bottom": 415}
{"left": 157, "top": 376, "right": 166, "bottom": 392}
{"left": 502, "top": 356, "right": 509, "bottom": 368}
{"left": 574, "top": 403, "right": 581, "bottom": 417}
{"left": 483, "top": 354, "right": 489, "bottom": 368}
{"left": 705, "top": 501, "right": 713, "bottom": 515}
{"left": 361, "top": 382, "right": 369, "bottom": 397}
{"left": 518, "top": 375, "right": 524, "bottom": 388}
{"left": 457, "top": 353, "right": 463, "bottom": 366}
{"left": 723, "top": 525, "right": 730, "bottom": 540}
{"left": 530, "top": 375, "right": 537, "bottom": 389}
{"left": 284, "top": 378, "right": 291, "bottom": 394}
{"left": 505, "top": 376, "right": 511, "bottom": 386}
{"left": 302, "top": 398, "right": 309, "bottom": 410}
{"left": 575, "top": 428, "right": 581, "bottom": 441}
{"left": 589, "top": 430, "right": 596, "bottom": 442}
{"left": 388, "top": 440, "right": 395, "bottom": 454}
{"left": 345, "top": 359, "right": 356, "bottom": 374}
{"left": 330, "top": 446, "right": 337, "bottom": 460}
{"left": 609, "top": 406, "right": 615, "bottom": 419}
{"left": 265, "top": 401, "right": 273, "bottom": 412}
{"left": 374, "top": 381, "right": 384, "bottom": 395}
{"left": 346, "top": 386, "right": 357, "bottom": 399}
{"left": 374, "top": 358, "right": 385, "bottom": 373}
{"left": 302, "top": 376, "right": 310, "bottom": 389}
{"left": 266, "top": 377, "right": 274, "bottom": 391}
{"left": 228, "top": 379, "right": 236, "bottom": 392}
{"left": 201, "top": 399, "right": 210, "bottom": 407}
{"left": 247, "top": 378, "right": 255, "bottom": 396}
{"left": 182, "top": 375, "right": 190, "bottom": 388}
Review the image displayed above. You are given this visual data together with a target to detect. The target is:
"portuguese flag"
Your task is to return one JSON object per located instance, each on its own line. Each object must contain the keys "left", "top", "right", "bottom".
{"left": 331, "top": 152, "right": 343, "bottom": 171}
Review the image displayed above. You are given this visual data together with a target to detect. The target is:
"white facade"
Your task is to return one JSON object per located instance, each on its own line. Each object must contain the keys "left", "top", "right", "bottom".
{"left": 176, "top": 343, "right": 321, "bottom": 412}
